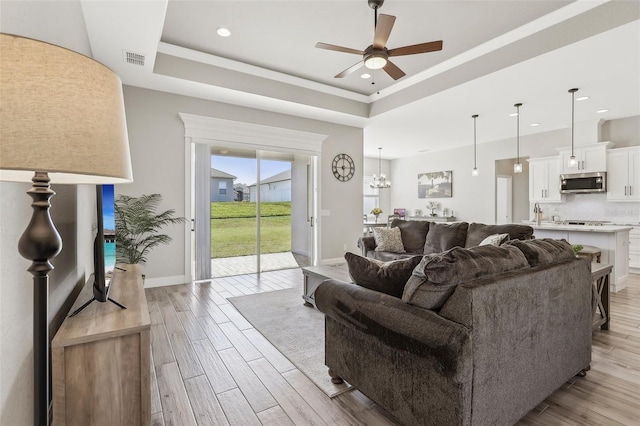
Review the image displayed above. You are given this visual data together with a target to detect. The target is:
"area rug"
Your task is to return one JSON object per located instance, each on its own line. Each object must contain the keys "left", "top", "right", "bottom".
{"left": 228, "top": 286, "right": 352, "bottom": 397}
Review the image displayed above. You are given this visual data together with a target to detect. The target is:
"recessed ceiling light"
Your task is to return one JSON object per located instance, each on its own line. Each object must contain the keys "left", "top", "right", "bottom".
{"left": 577, "top": 96, "right": 589, "bottom": 101}
{"left": 530, "top": 123, "right": 540, "bottom": 127}
{"left": 360, "top": 73, "right": 371, "bottom": 79}
{"left": 509, "top": 112, "right": 519, "bottom": 117}
{"left": 216, "top": 27, "right": 231, "bottom": 37}
{"left": 597, "top": 109, "right": 609, "bottom": 113}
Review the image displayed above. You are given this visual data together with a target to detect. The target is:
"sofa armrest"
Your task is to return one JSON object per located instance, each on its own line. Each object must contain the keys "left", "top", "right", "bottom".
{"left": 315, "top": 279, "right": 472, "bottom": 381}
{"left": 357, "top": 236, "right": 376, "bottom": 256}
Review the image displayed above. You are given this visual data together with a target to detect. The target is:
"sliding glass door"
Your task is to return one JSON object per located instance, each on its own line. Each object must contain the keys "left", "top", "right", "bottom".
{"left": 192, "top": 144, "right": 314, "bottom": 278}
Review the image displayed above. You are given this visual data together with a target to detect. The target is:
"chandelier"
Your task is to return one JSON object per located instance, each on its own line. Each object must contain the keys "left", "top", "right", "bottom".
{"left": 370, "top": 147, "right": 391, "bottom": 189}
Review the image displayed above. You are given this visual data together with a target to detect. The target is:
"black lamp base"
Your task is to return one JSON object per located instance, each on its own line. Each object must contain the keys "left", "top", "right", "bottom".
{"left": 18, "top": 172, "right": 62, "bottom": 426}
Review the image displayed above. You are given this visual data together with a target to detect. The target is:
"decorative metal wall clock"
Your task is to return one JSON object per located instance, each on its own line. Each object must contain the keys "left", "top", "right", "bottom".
{"left": 332, "top": 153, "right": 355, "bottom": 182}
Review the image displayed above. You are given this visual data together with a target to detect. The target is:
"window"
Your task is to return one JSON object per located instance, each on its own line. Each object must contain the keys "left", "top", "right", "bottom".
{"left": 219, "top": 181, "right": 227, "bottom": 195}
{"left": 363, "top": 176, "right": 379, "bottom": 216}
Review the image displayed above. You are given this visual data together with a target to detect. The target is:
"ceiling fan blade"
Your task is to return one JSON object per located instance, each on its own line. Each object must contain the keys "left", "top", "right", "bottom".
{"left": 373, "top": 14, "right": 396, "bottom": 49}
{"left": 315, "top": 42, "right": 364, "bottom": 55}
{"left": 383, "top": 60, "right": 406, "bottom": 80}
{"left": 335, "top": 61, "right": 364, "bottom": 78}
{"left": 388, "top": 40, "right": 443, "bottom": 57}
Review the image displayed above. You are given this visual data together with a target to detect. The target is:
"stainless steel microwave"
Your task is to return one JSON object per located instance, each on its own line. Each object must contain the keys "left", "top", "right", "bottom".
{"left": 560, "top": 172, "right": 606, "bottom": 194}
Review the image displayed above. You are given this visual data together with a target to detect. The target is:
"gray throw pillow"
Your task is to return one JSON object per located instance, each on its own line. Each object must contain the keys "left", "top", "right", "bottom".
{"left": 391, "top": 219, "right": 430, "bottom": 254}
{"left": 423, "top": 222, "right": 469, "bottom": 254}
{"left": 403, "top": 244, "right": 529, "bottom": 310}
{"left": 506, "top": 238, "right": 576, "bottom": 267}
{"left": 345, "top": 252, "right": 423, "bottom": 298}
{"left": 373, "top": 227, "right": 405, "bottom": 253}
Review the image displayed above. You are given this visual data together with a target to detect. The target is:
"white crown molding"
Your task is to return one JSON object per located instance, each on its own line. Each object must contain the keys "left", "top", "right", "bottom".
{"left": 179, "top": 113, "right": 327, "bottom": 155}
{"left": 159, "top": 42, "right": 370, "bottom": 103}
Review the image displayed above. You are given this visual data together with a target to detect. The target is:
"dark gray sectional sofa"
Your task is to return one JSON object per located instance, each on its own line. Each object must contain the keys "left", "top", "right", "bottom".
{"left": 358, "top": 219, "right": 535, "bottom": 260}
{"left": 316, "top": 237, "right": 593, "bottom": 426}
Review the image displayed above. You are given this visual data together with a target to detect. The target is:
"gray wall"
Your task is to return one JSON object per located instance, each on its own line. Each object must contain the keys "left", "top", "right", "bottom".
{"left": 121, "top": 85, "right": 363, "bottom": 282}
{"left": 0, "top": 3, "right": 97, "bottom": 424}
{"left": 390, "top": 116, "right": 640, "bottom": 225}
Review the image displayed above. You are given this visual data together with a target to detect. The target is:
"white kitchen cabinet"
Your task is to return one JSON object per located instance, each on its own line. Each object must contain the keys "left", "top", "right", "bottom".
{"left": 531, "top": 225, "right": 631, "bottom": 292}
{"left": 528, "top": 156, "right": 562, "bottom": 203}
{"left": 629, "top": 226, "right": 640, "bottom": 271}
{"left": 607, "top": 147, "right": 640, "bottom": 201}
{"left": 557, "top": 142, "right": 611, "bottom": 174}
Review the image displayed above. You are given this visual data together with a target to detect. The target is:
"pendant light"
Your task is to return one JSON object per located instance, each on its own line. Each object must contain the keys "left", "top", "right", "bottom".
{"left": 513, "top": 103, "right": 523, "bottom": 173}
{"left": 370, "top": 147, "right": 391, "bottom": 188}
{"left": 568, "top": 88, "right": 579, "bottom": 168}
{"left": 471, "top": 114, "right": 479, "bottom": 176}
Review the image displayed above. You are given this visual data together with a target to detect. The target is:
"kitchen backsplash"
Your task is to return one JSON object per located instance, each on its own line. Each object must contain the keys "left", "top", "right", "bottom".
{"left": 536, "top": 193, "right": 640, "bottom": 224}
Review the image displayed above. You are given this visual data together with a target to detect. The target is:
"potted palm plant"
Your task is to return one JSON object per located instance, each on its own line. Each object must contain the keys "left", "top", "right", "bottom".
{"left": 114, "top": 194, "right": 186, "bottom": 276}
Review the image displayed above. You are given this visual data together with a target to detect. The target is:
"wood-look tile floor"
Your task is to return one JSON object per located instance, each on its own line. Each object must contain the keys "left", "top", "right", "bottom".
{"left": 147, "top": 270, "right": 640, "bottom": 425}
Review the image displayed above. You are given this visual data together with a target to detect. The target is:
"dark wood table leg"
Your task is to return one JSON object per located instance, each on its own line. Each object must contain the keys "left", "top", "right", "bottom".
{"left": 600, "top": 273, "right": 610, "bottom": 330}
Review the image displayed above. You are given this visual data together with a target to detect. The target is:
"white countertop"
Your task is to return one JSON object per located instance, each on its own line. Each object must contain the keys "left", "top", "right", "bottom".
{"left": 521, "top": 221, "right": 633, "bottom": 232}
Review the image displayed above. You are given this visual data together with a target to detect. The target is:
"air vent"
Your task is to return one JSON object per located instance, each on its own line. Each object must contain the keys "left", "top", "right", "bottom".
{"left": 122, "top": 50, "right": 145, "bottom": 66}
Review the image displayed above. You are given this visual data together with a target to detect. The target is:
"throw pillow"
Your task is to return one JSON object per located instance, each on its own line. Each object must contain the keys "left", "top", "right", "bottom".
{"left": 373, "top": 227, "right": 406, "bottom": 253}
{"left": 403, "top": 244, "right": 529, "bottom": 310}
{"left": 479, "top": 233, "right": 509, "bottom": 246}
{"left": 391, "top": 219, "right": 430, "bottom": 254}
{"left": 506, "top": 238, "right": 576, "bottom": 267}
{"left": 423, "top": 222, "right": 469, "bottom": 254}
{"left": 345, "top": 252, "right": 423, "bottom": 298}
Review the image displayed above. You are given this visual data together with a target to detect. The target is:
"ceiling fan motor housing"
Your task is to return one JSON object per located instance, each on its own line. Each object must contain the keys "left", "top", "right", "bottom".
{"left": 368, "top": 0, "right": 385, "bottom": 10}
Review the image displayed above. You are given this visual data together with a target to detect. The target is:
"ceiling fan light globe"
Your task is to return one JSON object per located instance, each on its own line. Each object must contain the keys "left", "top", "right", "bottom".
{"left": 364, "top": 56, "right": 387, "bottom": 70}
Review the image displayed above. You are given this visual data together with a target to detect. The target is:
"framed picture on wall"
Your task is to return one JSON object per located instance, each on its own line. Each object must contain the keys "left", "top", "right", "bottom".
{"left": 418, "top": 170, "right": 453, "bottom": 198}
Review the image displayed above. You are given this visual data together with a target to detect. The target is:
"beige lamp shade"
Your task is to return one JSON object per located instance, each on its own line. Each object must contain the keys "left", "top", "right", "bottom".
{"left": 0, "top": 33, "right": 133, "bottom": 184}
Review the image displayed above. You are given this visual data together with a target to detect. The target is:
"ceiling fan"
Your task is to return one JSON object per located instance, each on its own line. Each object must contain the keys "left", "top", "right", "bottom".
{"left": 315, "top": 0, "right": 443, "bottom": 80}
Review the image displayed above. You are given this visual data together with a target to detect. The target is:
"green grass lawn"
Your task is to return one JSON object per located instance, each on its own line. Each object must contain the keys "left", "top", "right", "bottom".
{"left": 211, "top": 202, "right": 291, "bottom": 258}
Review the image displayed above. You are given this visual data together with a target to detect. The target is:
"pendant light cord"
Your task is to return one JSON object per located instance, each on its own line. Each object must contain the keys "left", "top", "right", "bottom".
{"left": 515, "top": 103, "right": 521, "bottom": 162}
{"left": 472, "top": 114, "right": 478, "bottom": 168}
{"left": 570, "top": 88, "right": 577, "bottom": 157}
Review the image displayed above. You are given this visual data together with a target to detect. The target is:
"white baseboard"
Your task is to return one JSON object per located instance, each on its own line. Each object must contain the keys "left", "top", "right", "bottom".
{"left": 144, "top": 274, "right": 191, "bottom": 288}
{"left": 320, "top": 257, "right": 345, "bottom": 266}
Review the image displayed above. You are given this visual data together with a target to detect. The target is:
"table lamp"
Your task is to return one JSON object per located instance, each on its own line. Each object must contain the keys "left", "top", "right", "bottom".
{"left": 0, "top": 33, "right": 133, "bottom": 425}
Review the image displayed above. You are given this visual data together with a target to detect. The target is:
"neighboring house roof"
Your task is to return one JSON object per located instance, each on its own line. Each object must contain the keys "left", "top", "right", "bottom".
{"left": 211, "top": 168, "right": 237, "bottom": 179}
{"left": 248, "top": 169, "right": 291, "bottom": 187}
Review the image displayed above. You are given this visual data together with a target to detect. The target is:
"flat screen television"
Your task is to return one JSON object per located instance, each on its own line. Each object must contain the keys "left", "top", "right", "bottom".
{"left": 93, "top": 184, "right": 112, "bottom": 301}
{"left": 70, "top": 184, "right": 125, "bottom": 316}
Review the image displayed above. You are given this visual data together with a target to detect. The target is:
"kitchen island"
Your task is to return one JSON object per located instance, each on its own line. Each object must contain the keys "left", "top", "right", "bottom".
{"left": 526, "top": 223, "right": 631, "bottom": 292}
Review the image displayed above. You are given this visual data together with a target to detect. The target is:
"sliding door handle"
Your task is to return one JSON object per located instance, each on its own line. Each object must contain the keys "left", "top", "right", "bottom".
{"left": 625, "top": 186, "right": 627, "bottom": 195}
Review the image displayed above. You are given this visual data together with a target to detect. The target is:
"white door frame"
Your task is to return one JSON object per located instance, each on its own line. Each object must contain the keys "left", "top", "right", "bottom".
{"left": 179, "top": 113, "right": 327, "bottom": 281}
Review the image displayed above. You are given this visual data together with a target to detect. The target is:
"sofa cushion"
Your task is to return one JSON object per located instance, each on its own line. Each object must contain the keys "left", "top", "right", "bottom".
{"left": 373, "top": 227, "right": 405, "bottom": 253}
{"left": 465, "top": 223, "right": 534, "bottom": 248}
{"left": 479, "top": 233, "right": 509, "bottom": 246}
{"left": 345, "top": 252, "right": 423, "bottom": 298}
{"left": 391, "top": 219, "right": 430, "bottom": 254}
{"left": 506, "top": 238, "right": 576, "bottom": 267}
{"left": 423, "top": 222, "right": 469, "bottom": 254}
{"left": 403, "top": 244, "right": 529, "bottom": 310}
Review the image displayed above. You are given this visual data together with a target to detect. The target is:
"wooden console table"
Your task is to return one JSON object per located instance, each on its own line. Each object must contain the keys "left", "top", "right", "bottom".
{"left": 591, "top": 262, "right": 612, "bottom": 331}
{"left": 52, "top": 264, "right": 151, "bottom": 425}
{"left": 302, "top": 265, "right": 351, "bottom": 307}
